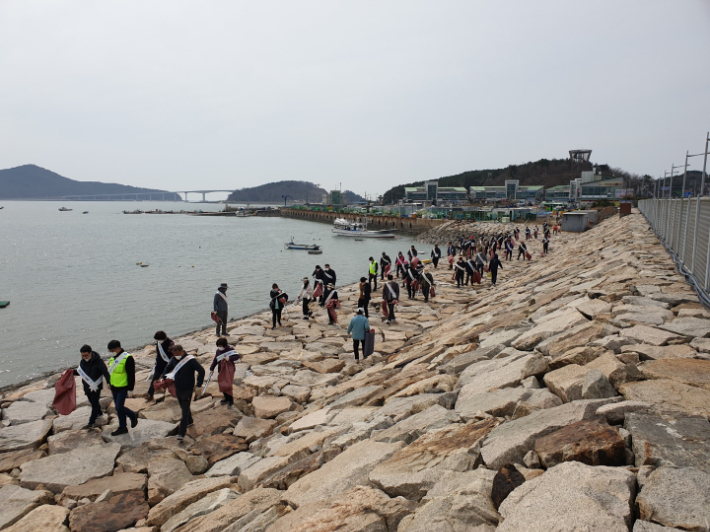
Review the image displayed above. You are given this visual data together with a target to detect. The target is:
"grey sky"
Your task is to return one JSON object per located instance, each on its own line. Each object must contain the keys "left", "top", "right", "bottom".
{"left": 1, "top": 1, "right": 709, "bottom": 199}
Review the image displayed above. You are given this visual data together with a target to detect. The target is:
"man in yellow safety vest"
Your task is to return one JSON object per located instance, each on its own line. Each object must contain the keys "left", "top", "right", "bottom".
{"left": 107, "top": 339, "right": 138, "bottom": 436}
{"left": 368, "top": 257, "right": 379, "bottom": 291}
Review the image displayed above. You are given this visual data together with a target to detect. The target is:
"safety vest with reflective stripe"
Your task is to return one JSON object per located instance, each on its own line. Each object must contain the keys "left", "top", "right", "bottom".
{"left": 109, "top": 352, "right": 132, "bottom": 388}
{"left": 369, "top": 262, "right": 377, "bottom": 275}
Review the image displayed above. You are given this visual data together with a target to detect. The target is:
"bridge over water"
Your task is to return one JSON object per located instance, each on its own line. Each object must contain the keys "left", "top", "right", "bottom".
{"left": 11, "top": 189, "right": 235, "bottom": 202}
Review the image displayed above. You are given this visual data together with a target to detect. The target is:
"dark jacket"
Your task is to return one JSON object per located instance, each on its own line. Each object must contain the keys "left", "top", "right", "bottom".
{"left": 380, "top": 254, "right": 392, "bottom": 270}
{"left": 164, "top": 355, "right": 205, "bottom": 393}
{"left": 73, "top": 351, "right": 111, "bottom": 395}
{"left": 359, "top": 282, "right": 372, "bottom": 301}
{"left": 383, "top": 281, "right": 400, "bottom": 301}
{"left": 109, "top": 350, "right": 136, "bottom": 391}
{"left": 155, "top": 339, "right": 174, "bottom": 376}
{"left": 214, "top": 290, "right": 228, "bottom": 312}
{"left": 312, "top": 268, "right": 325, "bottom": 284}
{"left": 323, "top": 268, "right": 336, "bottom": 286}
{"left": 490, "top": 255, "right": 503, "bottom": 272}
{"left": 210, "top": 346, "right": 241, "bottom": 372}
{"left": 431, "top": 247, "right": 441, "bottom": 259}
{"left": 420, "top": 272, "right": 434, "bottom": 289}
{"left": 270, "top": 290, "right": 288, "bottom": 310}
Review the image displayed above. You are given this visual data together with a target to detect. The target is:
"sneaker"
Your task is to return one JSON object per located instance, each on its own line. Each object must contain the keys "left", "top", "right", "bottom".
{"left": 177, "top": 435, "right": 184, "bottom": 442}
{"left": 220, "top": 399, "right": 229, "bottom": 405}
{"left": 130, "top": 416, "right": 138, "bottom": 429}
{"left": 111, "top": 427, "right": 128, "bottom": 436}
{"left": 83, "top": 423, "right": 96, "bottom": 430}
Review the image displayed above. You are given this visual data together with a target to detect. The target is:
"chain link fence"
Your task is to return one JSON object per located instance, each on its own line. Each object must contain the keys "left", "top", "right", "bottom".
{"left": 639, "top": 198, "right": 710, "bottom": 306}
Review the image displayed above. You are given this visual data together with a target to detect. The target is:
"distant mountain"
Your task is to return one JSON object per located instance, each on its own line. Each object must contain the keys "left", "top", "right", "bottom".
{"left": 227, "top": 180, "right": 366, "bottom": 204}
{"left": 0, "top": 165, "right": 182, "bottom": 200}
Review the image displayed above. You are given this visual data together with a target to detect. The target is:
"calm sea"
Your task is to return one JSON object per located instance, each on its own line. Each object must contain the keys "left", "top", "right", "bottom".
{"left": 0, "top": 201, "right": 422, "bottom": 387}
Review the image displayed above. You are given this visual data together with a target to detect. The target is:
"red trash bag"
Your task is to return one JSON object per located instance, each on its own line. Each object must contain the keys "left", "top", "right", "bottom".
{"left": 313, "top": 283, "right": 323, "bottom": 299}
{"left": 210, "top": 311, "right": 221, "bottom": 324}
{"left": 525, "top": 251, "right": 532, "bottom": 260}
{"left": 472, "top": 271, "right": 482, "bottom": 284}
{"left": 384, "top": 264, "right": 391, "bottom": 277}
{"left": 411, "top": 280, "right": 420, "bottom": 293}
{"left": 411, "top": 256, "right": 421, "bottom": 268}
{"left": 153, "top": 378, "right": 177, "bottom": 397}
{"left": 53, "top": 369, "right": 77, "bottom": 415}
{"left": 430, "top": 287, "right": 436, "bottom": 298}
{"left": 381, "top": 300, "right": 389, "bottom": 319}
{"left": 484, "top": 264, "right": 490, "bottom": 273}
{"left": 218, "top": 359, "right": 235, "bottom": 394}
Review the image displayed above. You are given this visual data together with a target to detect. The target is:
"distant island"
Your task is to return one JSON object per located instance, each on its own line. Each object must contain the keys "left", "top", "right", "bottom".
{"left": 227, "top": 180, "right": 366, "bottom": 204}
{"left": 0, "top": 165, "right": 182, "bottom": 201}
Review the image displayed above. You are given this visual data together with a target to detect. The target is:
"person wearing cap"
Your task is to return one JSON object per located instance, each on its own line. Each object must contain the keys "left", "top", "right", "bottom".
{"left": 162, "top": 344, "right": 205, "bottom": 441}
{"left": 368, "top": 257, "right": 378, "bottom": 291}
{"left": 420, "top": 267, "right": 435, "bottom": 303}
{"left": 269, "top": 284, "right": 288, "bottom": 329}
{"left": 347, "top": 308, "right": 371, "bottom": 361}
{"left": 358, "top": 276, "right": 371, "bottom": 318}
{"left": 147, "top": 331, "right": 174, "bottom": 402}
{"left": 324, "top": 283, "right": 339, "bottom": 325}
{"left": 382, "top": 274, "right": 399, "bottom": 324}
{"left": 107, "top": 340, "right": 138, "bottom": 436}
{"left": 213, "top": 283, "right": 229, "bottom": 337}
{"left": 72, "top": 344, "right": 111, "bottom": 429}
{"left": 296, "top": 277, "right": 314, "bottom": 319}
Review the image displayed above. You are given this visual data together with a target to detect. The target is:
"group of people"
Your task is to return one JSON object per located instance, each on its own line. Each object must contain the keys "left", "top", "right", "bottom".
{"left": 72, "top": 332, "right": 242, "bottom": 442}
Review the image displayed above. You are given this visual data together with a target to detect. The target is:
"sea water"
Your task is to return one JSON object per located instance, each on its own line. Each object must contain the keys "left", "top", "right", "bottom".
{"left": 0, "top": 201, "right": 423, "bottom": 387}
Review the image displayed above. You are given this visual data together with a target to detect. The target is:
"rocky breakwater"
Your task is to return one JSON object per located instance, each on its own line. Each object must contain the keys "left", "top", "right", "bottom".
{"left": 416, "top": 219, "right": 525, "bottom": 245}
{"left": 0, "top": 209, "right": 709, "bottom": 531}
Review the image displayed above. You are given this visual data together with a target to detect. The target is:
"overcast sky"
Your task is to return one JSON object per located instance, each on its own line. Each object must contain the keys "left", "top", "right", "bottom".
{"left": 1, "top": 1, "right": 709, "bottom": 198}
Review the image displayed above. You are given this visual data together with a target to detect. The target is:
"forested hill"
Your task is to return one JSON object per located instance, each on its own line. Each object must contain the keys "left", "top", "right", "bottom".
{"left": 383, "top": 158, "right": 597, "bottom": 203}
{"left": 227, "top": 180, "right": 365, "bottom": 204}
{"left": 0, "top": 165, "right": 181, "bottom": 200}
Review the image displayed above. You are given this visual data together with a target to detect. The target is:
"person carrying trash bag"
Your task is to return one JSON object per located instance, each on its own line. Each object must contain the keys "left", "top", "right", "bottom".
{"left": 70, "top": 344, "right": 111, "bottom": 429}
{"left": 347, "top": 308, "right": 371, "bottom": 362}
{"left": 162, "top": 344, "right": 205, "bottom": 441}
{"left": 209, "top": 337, "right": 241, "bottom": 406}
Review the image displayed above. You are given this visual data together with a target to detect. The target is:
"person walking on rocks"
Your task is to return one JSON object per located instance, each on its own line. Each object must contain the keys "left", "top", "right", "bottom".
{"left": 324, "top": 284, "right": 340, "bottom": 325}
{"left": 163, "top": 344, "right": 205, "bottom": 441}
{"left": 368, "top": 257, "right": 379, "bottom": 291}
{"left": 147, "top": 331, "right": 174, "bottom": 402}
{"left": 296, "top": 278, "right": 314, "bottom": 320}
{"left": 382, "top": 274, "right": 399, "bottom": 324}
{"left": 107, "top": 340, "right": 138, "bottom": 436}
{"left": 323, "top": 264, "right": 337, "bottom": 290}
{"left": 447, "top": 242, "right": 456, "bottom": 269}
{"left": 420, "top": 268, "right": 435, "bottom": 303}
{"left": 380, "top": 252, "right": 392, "bottom": 280}
{"left": 407, "top": 245, "right": 418, "bottom": 262}
{"left": 455, "top": 256, "right": 466, "bottom": 287}
{"left": 517, "top": 241, "right": 529, "bottom": 260}
{"left": 210, "top": 338, "right": 240, "bottom": 406}
{"left": 431, "top": 244, "right": 442, "bottom": 269}
{"left": 269, "top": 284, "right": 288, "bottom": 329}
{"left": 358, "top": 276, "right": 372, "bottom": 318}
{"left": 213, "top": 283, "right": 229, "bottom": 337}
{"left": 72, "top": 345, "right": 111, "bottom": 429}
{"left": 312, "top": 265, "right": 326, "bottom": 305}
{"left": 347, "top": 308, "right": 371, "bottom": 362}
{"left": 489, "top": 252, "right": 503, "bottom": 286}
{"left": 542, "top": 234, "right": 550, "bottom": 255}
{"left": 505, "top": 237, "right": 514, "bottom": 261}
{"left": 395, "top": 252, "right": 406, "bottom": 278}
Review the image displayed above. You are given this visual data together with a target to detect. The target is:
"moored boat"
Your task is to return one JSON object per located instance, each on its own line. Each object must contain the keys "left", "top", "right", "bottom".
{"left": 0, "top": 301, "right": 9, "bottom": 308}
{"left": 285, "top": 238, "right": 321, "bottom": 251}
{"left": 58, "top": 207, "right": 72, "bottom": 212}
{"left": 332, "top": 218, "right": 395, "bottom": 238}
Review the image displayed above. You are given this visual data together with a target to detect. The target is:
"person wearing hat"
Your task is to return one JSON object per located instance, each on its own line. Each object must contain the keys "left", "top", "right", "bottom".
{"left": 269, "top": 283, "right": 288, "bottom": 329}
{"left": 107, "top": 339, "right": 138, "bottom": 436}
{"left": 358, "top": 276, "right": 371, "bottom": 318}
{"left": 296, "top": 277, "right": 314, "bottom": 319}
{"left": 324, "top": 283, "right": 339, "bottom": 325}
{"left": 213, "top": 283, "right": 229, "bottom": 337}
{"left": 368, "top": 257, "right": 378, "bottom": 291}
{"left": 72, "top": 344, "right": 112, "bottom": 429}
{"left": 347, "top": 308, "right": 371, "bottom": 361}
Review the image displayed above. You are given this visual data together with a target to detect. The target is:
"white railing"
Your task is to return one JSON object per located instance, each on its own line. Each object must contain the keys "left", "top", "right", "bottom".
{"left": 638, "top": 198, "right": 710, "bottom": 304}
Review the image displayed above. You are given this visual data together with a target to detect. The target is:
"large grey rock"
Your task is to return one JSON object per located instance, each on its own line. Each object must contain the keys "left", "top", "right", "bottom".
{"left": 252, "top": 396, "right": 294, "bottom": 419}
{"left": 457, "top": 354, "right": 549, "bottom": 393}
{"left": 237, "top": 456, "right": 286, "bottom": 492}
{"left": 0, "top": 485, "right": 53, "bottom": 530}
{"left": 581, "top": 370, "right": 617, "bottom": 399}
{"left": 2, "top": 504, "right": 70, "bottom": 532}
{"left": 442, "top": 345, "right": 504, "bottom": 375}
{"left": 398, "top": 469, "right": 499, "bottom": 532}
{"left": 633, "top": 522, "right": 684, "bottom": 532}
{"left": 2, "top": 400, "right": 51, "bottom": 425}
{"left": 162, "top": 488, "right": 238, "bottom": 532}
{"left": 621, "top": 343, "right": 697, "bottom": 361}
{"left": 0, "top": 419, "right": 53, "bottom": 452}
{"left": 234, "top": 417, "right": 278, "bottom": 442}
{"left": 596, "top": 400, "right": 651, "bottom": 424}
{"left": 205, "top": 452, "right": 261, "bottom": 477}
{"left": 370, "top": 418, "right": 499, "bottom": 500}
{"left": 47, "top": 429, "right": 105, "bottom": 455}
{"left": 376, "top": 394, "right": 441, "bottom": 419}
{"left": 480, "top": 399, "right": 615, "bottom": 470}
{"left": 620, "top": 325, "right": 682, "bottom": 346}
{"left": 20, "top": 443, "right": 121, "bottom": 493}
{"left": 147, "top": 455, "right": 195, "bottom": 505}
{"left": 52, "top": 406, "right": 106, "bottom": 433}
{"left": 636, "top": 466, "right": 710, "bottom": 531}
{"left": 619, "top": 379, "right": 710, "bottom": 418}
{"left": 497, "top": 462, "right": 635, "bottom": 532}
{"left": 659, "top": 317, "right": 710, "bottom": 337}
{"left": 511, "top": 307, "right": 587, "bottom": 351}
{"left": 625, "top": 412, "right": 710, "bottom": 473}
{"left": 101, "top": 419, "right": 176, "bottom": 448}
{"left": 282, "top": 439, "right": 404, "bottom": 508}
{"left": 288, "top": 409, "right": 334, "bottom": 433}
{"left": 328, "top": 386, "right": 384, "bottom": 409}
{"left": 371, "top": 405, "right": 459, "bottom": 445}
{"left": 147, "top": 476, "right": 233, "bottom": 526}
{"left": 455, "top": 386, "right": 561, "bottom": 420}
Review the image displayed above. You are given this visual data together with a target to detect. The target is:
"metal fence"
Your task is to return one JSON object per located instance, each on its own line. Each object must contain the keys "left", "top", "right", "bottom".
{"left": 639, "top": 198, "right": 710, "bottom": 305}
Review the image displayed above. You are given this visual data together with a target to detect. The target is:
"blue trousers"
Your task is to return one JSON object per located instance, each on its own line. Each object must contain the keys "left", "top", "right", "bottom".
{"left": 112, "top": 388, "right": 136, "bottom": 429}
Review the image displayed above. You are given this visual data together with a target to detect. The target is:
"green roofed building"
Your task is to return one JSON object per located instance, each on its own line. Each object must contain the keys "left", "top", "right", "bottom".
{"left": 545, "top": 185, "right": 571, "bottom": 200}
{"left": 404, "top": 181, "right": 468, "bottom": 203}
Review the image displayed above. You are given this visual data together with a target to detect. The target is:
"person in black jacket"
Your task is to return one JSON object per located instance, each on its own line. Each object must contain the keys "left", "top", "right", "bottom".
{"left": 380, "top": 253, "right": 392, "bottom": 280}
{"left": 489, "top": 252, "right": 503, "bottom": 286}
{"left": 312, "top": 265, "right": 326, "bottom": 306}
{"left": 147, "top": 331, "right": 174, "bottom": 401}
{"left": 357, "top": 276, "right": 371, "bottom": 318}
{"left": 270, "top": 284, "right": 288, "bottom": 329}
{"left": 213, "top": 283, "right": 229, "bottom": 336}
{"left": 323, "top": 264, "right": 336, "bottom": 288}
{"left": 163, "top": 344, "right": 205, "bottom": 441}
{"left": 107, "top": 339, "right": 138, "bottom": 436}
{"left": 431, "top": 245, "right": 442, "bottom": 268}
{"left": 382, "top": 274, "right": 399, "bottom": 324}
{"left": 73, "top": 345, "right": 111, "bottom": 429}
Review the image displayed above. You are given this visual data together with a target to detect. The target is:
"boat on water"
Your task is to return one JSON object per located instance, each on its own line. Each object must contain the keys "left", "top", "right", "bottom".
{"left": 123, "top": 210, "right": 144, "bottom": 214}
{"left": 0, "top": 206, "right": 4, "bottom": 210}
{"left": 285, "top": 238, "right": 321, "bottom": 251}
{"left": 0, "top": 301, "right": 9, "bottom": 309}
{"left": 82, "top": 211, "right": 89, "bottom": 214}
{"left": 332, "top": 218, "right": 395, "bottom": 239}
{"left": 136, "top": 262, "right": 149, "bottom": 267}
{"left": 58, "top": 207, "right": 72, "bottom": 212}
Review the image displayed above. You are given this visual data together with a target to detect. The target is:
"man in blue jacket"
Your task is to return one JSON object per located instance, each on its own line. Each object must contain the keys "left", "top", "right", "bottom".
{"left": 346, "top": 308, "right": 371, "bottom": 362}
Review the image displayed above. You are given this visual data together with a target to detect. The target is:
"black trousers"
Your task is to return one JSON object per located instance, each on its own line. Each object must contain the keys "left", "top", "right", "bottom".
{"left": 272, "top": 307, "right": 283, "bottom": 327}
{"left": 423, "top": 285, "right": 430, "bottom": 302}
{"left": 518, "top": 248, "right": 526, "bottom": 260}
{"left": 505, "top": 249, "right": 512, "bottom": 261}
{"left": 222, "top": 392, "right": 233, "bottom": 405}
{"left": 216, "top": 311, "right": 227, "bottom": 336}
{"left": 369, "top": 273, "right": 378, "bottom": 291}
{"left": 387, "top": 302, "right": 396, "bottom": 321}
{"left": 177, "top": 391, "right": 194, "bottom": 437}
{"left": 302, "top": 298, "right": 312, "bottom": 317}
{"left": 396, "top": 264, "right": 403, "bottom": 278}
{"left": 87, "top": 390, "right": 102, "bottom": 424}
{"left": 357, "top": 298, "right": 370, "bottom": 318}
{"left": 543, "top": 243, "right": 549, "bottom": 254}
{"left": 432, "top": 257, "right": 439, "bottom": 268}
{"left": 456, "top": 272, "right": 464, "bottom": 287}
{"left": 491, "top": 269, "right": 498, "bottom": 285}
{"left": 353, "top": 339, "right": 361, "bottom": 359}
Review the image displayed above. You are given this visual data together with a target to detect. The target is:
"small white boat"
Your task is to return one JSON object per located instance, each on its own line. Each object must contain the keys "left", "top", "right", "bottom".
{"left": 58, "top": 207, "right": 72, "bottom": 212}
{"left": 332, "top": 218, "right": 395, "bottom": 239}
